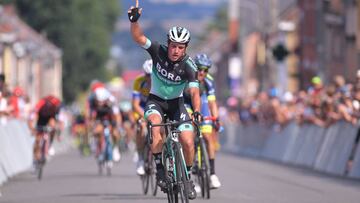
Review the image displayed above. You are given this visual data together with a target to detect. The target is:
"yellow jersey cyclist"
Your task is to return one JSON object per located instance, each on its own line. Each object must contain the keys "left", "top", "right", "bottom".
{"left": 132, "top": 59, "right": 152, "bottom": 175}
{"left": 128, "top": 4, "right": 202, "bottom": 200}
{"left": 184, "top": 53, "right": 222, "bottom": 189}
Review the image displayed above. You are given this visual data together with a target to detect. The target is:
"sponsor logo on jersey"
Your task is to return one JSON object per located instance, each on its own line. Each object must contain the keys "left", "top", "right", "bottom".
{"left": 180, "top": 113, "right": 186, "bottom": 121}
{"left": 156, "top": 63, "right": 182, "bottom": 82}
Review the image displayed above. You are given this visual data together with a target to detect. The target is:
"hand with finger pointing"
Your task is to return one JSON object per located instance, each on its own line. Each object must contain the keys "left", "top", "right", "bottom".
{"left": 128, "top": 0, "right": 142, "bottom": 23}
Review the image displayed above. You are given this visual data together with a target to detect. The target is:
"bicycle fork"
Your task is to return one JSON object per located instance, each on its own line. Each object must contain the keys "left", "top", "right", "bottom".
{"left": 104, "top": 127, "right": 113, "bottom": 161}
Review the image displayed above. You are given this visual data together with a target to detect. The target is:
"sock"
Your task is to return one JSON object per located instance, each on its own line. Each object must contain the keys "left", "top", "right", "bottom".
{"left": 209, "top": 159, "right": 215, "bottom": 175}
{"left": 137, "top": 151, "right": 144, "bottom": 161}
{"left": 187, "top": 166, "right": 192, "bottom": 179}
{"left": 153, "top": 153, "right": 163, "bottom": 170}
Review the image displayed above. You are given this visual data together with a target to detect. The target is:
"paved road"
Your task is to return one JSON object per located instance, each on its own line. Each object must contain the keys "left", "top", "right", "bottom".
{"left": 1, "top": 149, "right": 360, "bottom": 203}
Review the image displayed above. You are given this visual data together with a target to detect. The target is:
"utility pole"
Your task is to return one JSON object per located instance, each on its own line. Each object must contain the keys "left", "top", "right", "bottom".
{"left": 228, "top": 0, "right": 239, "bottom": 52}
{"left": 228, "top": 0, "right": 242, "bottom": 97}
{"left": 271, "top": 0, "right": 279, "bottom": 33}
{"left": 357, "top": 0, "right": 360, "bottom": 70}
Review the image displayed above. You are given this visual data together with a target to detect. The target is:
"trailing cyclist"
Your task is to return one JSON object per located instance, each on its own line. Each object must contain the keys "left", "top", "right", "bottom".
{"left": 90, "top": 87, "right": 121, "bottom": 165}
{"left": 184, "top": 53, "right": 222, "bottom": 190}
{"left": 128, "top": 4, "right": 201, "bottom": 200}
{"left": 87, "top": 81, "right": 122, "bottom": 161}
{"left": 28, "top": 95, "right": 62, "bottom": 164}
{"left": 132, "top": 59, "right": 152, "bottom": 176}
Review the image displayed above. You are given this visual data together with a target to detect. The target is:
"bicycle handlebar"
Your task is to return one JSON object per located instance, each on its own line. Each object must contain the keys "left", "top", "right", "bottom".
{"left": 148, "top": 119, "right": 193, "bottom": 128}
{"left": 203, "top": 116, "right": 217, "bottom": 121}
{"left": 147, "top": 119, "right": 197, "bottom": 144}
{"left": 36, "top": 126, "right": 54, "bottom": 133}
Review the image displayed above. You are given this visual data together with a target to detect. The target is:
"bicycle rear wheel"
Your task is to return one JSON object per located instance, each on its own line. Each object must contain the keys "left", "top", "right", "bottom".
{"left": 174, "top": 143, "right": 189, "bottom": 203}
{"left": 37, "top": 137, "right": 48, "bottom": 180}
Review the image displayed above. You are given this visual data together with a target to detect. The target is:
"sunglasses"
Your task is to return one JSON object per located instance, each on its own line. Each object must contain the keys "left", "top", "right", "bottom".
{"left": 198, "top": 68, "right": 208, "bottom": 73}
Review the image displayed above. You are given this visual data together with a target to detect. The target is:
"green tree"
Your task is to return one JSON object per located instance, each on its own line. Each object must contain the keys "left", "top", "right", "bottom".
{"left": 0, "top": 0, "right": 121, "bottom": 102}
{"left": 207, "top": 5, "right": 228, "bottom": 32}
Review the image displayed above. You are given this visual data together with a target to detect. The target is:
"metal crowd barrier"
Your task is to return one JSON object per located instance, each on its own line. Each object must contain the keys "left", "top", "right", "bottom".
{"left": 0, "top": 120, "right": 72, "bottom": 186}
{"left": 222, "top": 120, "right": 360, "bottom": 179}
{"left": 0, "top": 120, "right": 33, "bottom": 186}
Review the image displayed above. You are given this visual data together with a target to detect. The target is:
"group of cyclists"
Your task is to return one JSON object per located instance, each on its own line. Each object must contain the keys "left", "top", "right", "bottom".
{"left": 27, "top": 1, "right": 222, "bottom": 200}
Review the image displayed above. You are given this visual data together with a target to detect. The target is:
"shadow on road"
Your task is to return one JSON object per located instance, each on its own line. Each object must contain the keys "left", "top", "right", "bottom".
{"left": 62, "top": 193, "right": 166, "bottom": 201}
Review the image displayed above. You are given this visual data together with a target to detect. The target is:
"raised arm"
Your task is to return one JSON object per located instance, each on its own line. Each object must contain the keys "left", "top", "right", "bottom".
{"left": 130, "top": 21, "right": 147, "bottom": 46}
{"left": 128, "top": 4, "right": 147, "bottom": 46}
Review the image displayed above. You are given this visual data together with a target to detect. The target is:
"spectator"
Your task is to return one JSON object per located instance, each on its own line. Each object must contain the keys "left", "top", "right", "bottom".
{"left": 8, "top": 86, "right": 25, "bottom": 118}
{"left": 0, "top": 91, "right": 9, "bottom": 125}
{"left": 0, "top": 74, "right": 9, "bottom": 96}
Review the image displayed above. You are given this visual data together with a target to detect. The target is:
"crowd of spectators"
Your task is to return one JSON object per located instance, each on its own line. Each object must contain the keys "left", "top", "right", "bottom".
{"left": 0, "top": 74, "right": 32, "bottom": 125}
{"left": 222, "top": 72, "right": 360, "bottom": 130}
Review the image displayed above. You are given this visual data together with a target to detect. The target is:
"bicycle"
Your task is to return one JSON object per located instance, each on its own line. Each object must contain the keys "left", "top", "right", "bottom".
{"left": 34, "top": 126, "right": 53, "bottom": 180}
{"left": 74, "top": 123, "right": 90, "bottom": 156}
{"left": 97, "top": 120, "right": 113, "bottom": 176}
{"left": 192, "top": 116, "right": 215, "bottom": 199}
{"left": 147, "top": 117, "right": 195, "bottom": 203}
{"left": 137, "top": 119, "right": 158, "bottom": 196}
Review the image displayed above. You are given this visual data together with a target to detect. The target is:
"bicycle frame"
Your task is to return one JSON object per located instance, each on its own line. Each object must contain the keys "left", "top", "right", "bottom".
{"left": 97, "top": 120, "right": 113, "bottom": 175}
{"left": 147, "top": 118, "right": 193, "bottom": 202}
{"left": 35, "top": 126, "right": 53, "bottom": 180}
{"left": 164, "top": 127, "right": 189, "bottom": 180}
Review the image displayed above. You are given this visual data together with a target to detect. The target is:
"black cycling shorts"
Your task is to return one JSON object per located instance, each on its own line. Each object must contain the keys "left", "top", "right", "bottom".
{"left": 144, "top": 94, "right": 191, "bottom": 123}
{"left": 37, "top": 115, "right": 55, "bottom": 127}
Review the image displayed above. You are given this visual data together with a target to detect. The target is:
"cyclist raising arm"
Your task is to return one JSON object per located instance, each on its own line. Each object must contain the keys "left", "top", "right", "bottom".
{"left": 128, "top": 4, "right": 201, "bottom": 200}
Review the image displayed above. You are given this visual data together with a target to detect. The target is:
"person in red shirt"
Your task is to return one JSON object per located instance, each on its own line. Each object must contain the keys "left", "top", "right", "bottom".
{"left": 8, "top": 86, "right": 24, "bottom": 118}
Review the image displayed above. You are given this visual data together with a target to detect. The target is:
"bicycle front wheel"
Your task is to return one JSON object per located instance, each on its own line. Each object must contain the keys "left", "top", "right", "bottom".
{"left": 142, "top": 144, "right": 150, "bottom": 194}
{"left": 174, "top": 143, "right": 189, "bottom": 203}
{"left": 200, "top": 138, "right": 210, "bottom": 199}
{"left": 149, "top": 152, "right": 158, "bottom": 196}
{"left": 38, "top": 137, "right": 48, "bottom": 180}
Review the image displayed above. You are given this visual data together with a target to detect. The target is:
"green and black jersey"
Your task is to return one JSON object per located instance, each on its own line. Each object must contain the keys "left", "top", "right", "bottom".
{"left": 142, "top": 38, "right": 199, "bottom": 100}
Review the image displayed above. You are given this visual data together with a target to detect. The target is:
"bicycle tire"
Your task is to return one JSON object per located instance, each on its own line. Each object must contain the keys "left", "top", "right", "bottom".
{"left": 38, "top": 137, "right": 48, "bottom": 180}
{"left": 149, "top": 152, "right": 158, "bottom": 196}
{"left": 200, "top": 138, "right": 210, "bottom": 199}
{"left": 37, "top": 163, "right": 43, "bottom": 180}
{"left": 106, "top": 162, "right": 112, "bottom": 176}
{"left": 142, "top": 145, "right": 150, "bottom": 195}
{"left": 174, "top": 142, "right": 189, "bottom": 203}
{"left": 162, "top": 145, "right": 175, "bottom": 203}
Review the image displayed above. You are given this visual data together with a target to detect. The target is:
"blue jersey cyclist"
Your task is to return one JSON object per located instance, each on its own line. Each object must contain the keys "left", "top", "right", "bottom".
{"left": 184, "top": 54, "right": 222, "bottom": 190}
{"left": 128, "top": 4, "right": 201, "bottom": 199}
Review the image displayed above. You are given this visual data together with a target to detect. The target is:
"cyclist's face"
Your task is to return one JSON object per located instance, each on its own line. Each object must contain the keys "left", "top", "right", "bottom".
{"left": 96, "top": 100, "right": 106, "bottom": 107}
{"left": 168, "top": 42, "right": 186, "bottom": 62}
{"left": 197, "top": 67, "right": 208, "bottom": 81}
